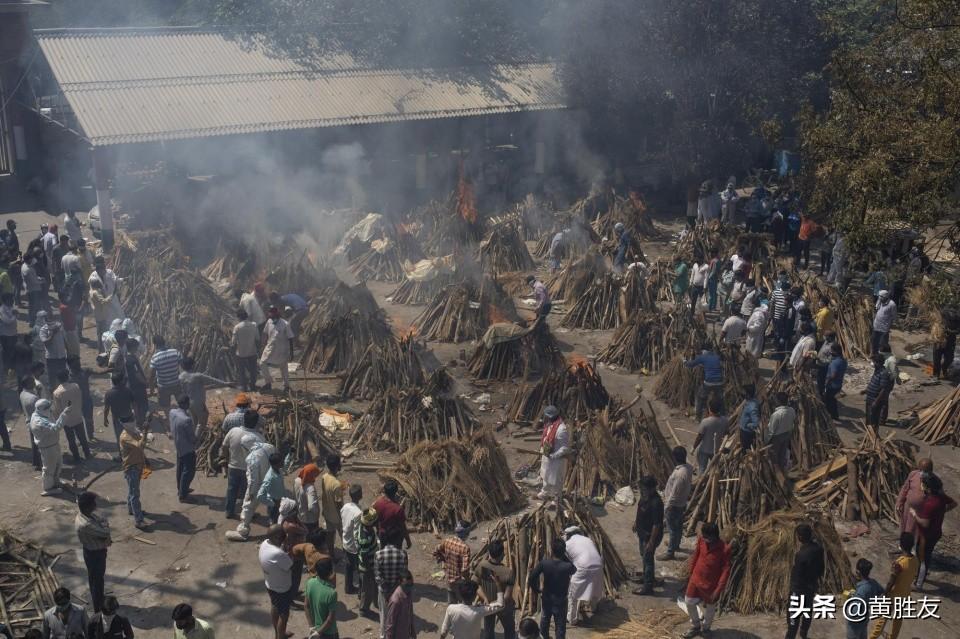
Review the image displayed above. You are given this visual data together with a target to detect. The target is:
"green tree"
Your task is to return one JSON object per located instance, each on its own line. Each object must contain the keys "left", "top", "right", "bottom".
{"left": 800, "top": 0, "right": 960, "bottom": 251}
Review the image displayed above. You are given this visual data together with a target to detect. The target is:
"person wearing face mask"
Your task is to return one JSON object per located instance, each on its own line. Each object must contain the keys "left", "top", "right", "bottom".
{"left": 30, "top": 397, "right": 70, "bottom": 496}
{"left": 75, "top": 491, "right": 111, "bottom": 614}
{"left": 87, "top": 596, "right": 134, "bottom": 639}
{"left": 42, "top": 587, "right": 89, "bottom": 639}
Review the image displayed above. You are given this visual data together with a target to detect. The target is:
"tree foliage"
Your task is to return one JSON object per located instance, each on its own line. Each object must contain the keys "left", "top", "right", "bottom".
{"left": 548, "top": 0, "right": 830, "bottom": 180}
{"left": 800, "top": 0, "right": 960, "bottom": 250}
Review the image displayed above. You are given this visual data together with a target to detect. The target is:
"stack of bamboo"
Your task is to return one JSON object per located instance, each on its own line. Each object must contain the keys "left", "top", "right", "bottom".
{"left": 339, "top": 334, "right": 425, "bottom": 399}
{"left": 802, "top": 276, "right": 873, "bottom": 360}
{"left": 909, "top": 385, "right": 960, "bottom": 445}
{"left": 379, "top": 430, "right": 525, "bottom": 533}
{"left": 560, "top": 268, "right": 649, "bottom": 330}
{"left": 197, "top": 396, "right": 339, "bottom": 471}
{"left": 389, "top": 272, "right": 458, "bottom": 306}
{"left": 795, "top": 431, "right": 917, "bottom": 523}
{"left": 683, "top": 447, "right": 796, "bottom": 535}
{"left": 265, "top": 251, "right": 338, "bottom": 296}
{"left": 479, "top": 223, "right": 535, "bottom": 274}
{"left": 507, "top": 360, "right": 611, "bottom": 424}
{"left": 349, "top": 386, "right": 480, "bottom": 453}
{"left": 412, "top": 278, "right": 518, "bottom": 343}
{"left": 719, "top": 510, "right": 852, "bottom": 614}
{"left": 299, "top": 282, "right": 393, "bottom": 373}
{"left": 0, "top": 530, "right": 60, "bottom": 635}
{"left": 654, "top": 346, "right": 759, "bottom": 411}
{"left": 727, "top": 370, "right": 842, "bottom": 472}
{"left": 590, "top": 194, "right": 665, "bottom": 241}
{"left": 202, "top": 237, "right": 258, "bottom": 287}
{"left": 349, "top": 239, "right": 406, "bottom": 282}
{"left": 597, "top": 312, "right": 701, "bottom": 373}
{"left": 422, "top": 191, "right": 485, "bottom": 256}
{"left": 565, "top": 399, "right": 673, "bottom": 499}
{"left": 472, "top": 499, "right": 628, "bottom": 616}
{"left": 467, "top": 319, "right": 564, "bottom": 381}
{"left": 546, "top": 250, "right": 607, "bottom": 302}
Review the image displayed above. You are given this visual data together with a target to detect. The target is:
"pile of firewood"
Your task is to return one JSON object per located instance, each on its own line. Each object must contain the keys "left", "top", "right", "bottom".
{"left": 795, "top": 431, "right": 917, "bottom": 523}
{"left": 654, "top": 345, "right": 759, "bottom": 411}
{"left": 389, "top": 274, "right": 457, "bottom": 306}
{"left": 265, "top": 251, "right": 339, "bottom": 296}
{"left": 422, "top": 187, "right": 485, "bottom": 256}
{"left": 339, "top": 334, "right": 425, "bottom": 399}
{"left": 379, "top": 430, "right": 525, "bottom": 533}
{"left": 532, "top": 218, "right": 599, "bottom": 260}
{"left": 299, "top": 282, "right": 393, "bottom": 373}
{"left": 727, "top": 370, "right": 842, "bottom": 472}
{"left": 197, "top": 396, "right": 339, "bottom": 472}
{"left": 597, "top": 312, "right": 701, "bottom": 373}
{"left": 412, "top": 278, "right": 518, "bottom": 342}
{"left": 508, "top": 360, "right": 611, "bottom": 424}
{"left": 479, "top": 223, "right": 535, "bottom": 274}
{"left": 467, "top": 318, "right": 564, "bottom": 381}
{"left": 546, "top": 250, "right": 607, "bottom": 302}
{"left": 683, "top": 447, "right": 796, "bottom": 535}
{"left": 719, "top": 510, "right": 852, "bottom": 614}
{"left": 673, "top": 222, "right": 740, "bottom": 263}
{"left": 471, "top": 499, "right": 628, "bottom": 616}
{"left": 0, "top": 530, "right": 60, "bottom": 635}
{"left": 802, "top": 276, "right": 873, "bottom": 359}
{"left": 348, "top": 383, "right": 480, "bottom": 453}
{"left": 349, "top": 239, "right": 406, "bottom": 282}
{"left": 909, "top": 385, "right": 960, "bottom": 445}
{"left": 565, "top": 399, "right": 673, "bottom": 499}
{"left": 202, "top": 237, "right": 258, "bottom": 288}
{"left": 590, "top": 194, "right": 665, "bottom": 241}
{"left": 560, "top": 269, "right": 650, "bottom": 330}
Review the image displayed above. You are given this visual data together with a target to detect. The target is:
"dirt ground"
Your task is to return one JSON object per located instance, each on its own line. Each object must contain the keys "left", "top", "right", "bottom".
{"left": 0, "top": 208, "right": 958, "bottom": 639}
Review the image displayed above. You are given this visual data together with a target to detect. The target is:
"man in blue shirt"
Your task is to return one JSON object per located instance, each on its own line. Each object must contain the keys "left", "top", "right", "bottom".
{"left": 847, "top": 558, "right": 883, "bottom": 639}
{"left": 685, "top": 342, "right": 724, "bottom": 421}
{"left": 823, "top": 343, "right": 847, "bottom": 420}
{"left": 738, "top": 384, "right": 760, "bottom": 449}
{"left": 613, "top": 223, "right": 632, "bottom": 273}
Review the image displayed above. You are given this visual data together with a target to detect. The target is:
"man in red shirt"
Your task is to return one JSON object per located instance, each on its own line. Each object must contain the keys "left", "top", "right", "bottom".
{"left": 373, "top": 480, "right": 412, "bottom": 549}
{"left": 682, "top": 522, "right": 730, "bottom": 638}
{"left": 910, "top": 473, "right": 957, "bottom": 589}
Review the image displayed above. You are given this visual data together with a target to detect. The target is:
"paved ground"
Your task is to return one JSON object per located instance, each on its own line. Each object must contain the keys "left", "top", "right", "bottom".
{"left": 0, "top": 208, "right": 958, "bottom": 639}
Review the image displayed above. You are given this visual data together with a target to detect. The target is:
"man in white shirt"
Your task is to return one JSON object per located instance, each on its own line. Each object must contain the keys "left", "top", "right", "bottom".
{"left": 689, "top": 261, "right": 710, "bottom": 312}
{"left": 765, "top": 392, "right": 797, "bottom": 470}
{"left": 259, "top": 306, "right": 295, "bottom": 392}
{"left": 238, "top": 284, "right": 267, "bottom": 328}
{"left": 564, "top": 526, "right": 604, "bottom": 625}
{"left": 720, "top": 313, "right": 747, "bottom": 344}
{"left": 439, "top": 579, "right": 502, "bottom": 639}
{"left": 789, "top": 323, "right": 817, "bottom": 370}
{"left": 259, "top": 524, "right": 293, "bottom": 639}
{"left": 341, "top": 484, "right": 364, "bottom": 595}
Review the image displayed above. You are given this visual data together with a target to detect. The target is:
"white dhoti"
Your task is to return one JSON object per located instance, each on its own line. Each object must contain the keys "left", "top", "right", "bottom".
{"left": 539, "top": 455, "right": 566, "bottom": 502}
{"left": 39, "top": 444, "right": 62, "bottom": 492}
{"left": 745, "top": 330, "right": 764, "bottom": 358}
{"left": 237, "top": 475, "right": 263, "bottom": 537}
{"left": 567, "top": 564, "right": 603, "bottom": 623}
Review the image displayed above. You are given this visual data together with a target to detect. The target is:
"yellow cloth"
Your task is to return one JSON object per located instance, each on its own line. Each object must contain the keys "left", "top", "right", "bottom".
{"left": 868, "top": 553, "right": 919, "bottom": 639}
{"left": 815, "top": 307, "right": 835, "bottom": 339}
{"left": 320, "top": 472, "right": 344, "bottom": 527}
{"left": 119, "top": 429, "right": 147, "bottom": 471}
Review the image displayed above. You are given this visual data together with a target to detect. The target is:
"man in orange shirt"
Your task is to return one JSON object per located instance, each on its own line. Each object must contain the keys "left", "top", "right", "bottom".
{"left": 433, "top": 523, "right": 471, "bottom": 603}
{"left": 869, "top": 533, "right": 919, "bottom": 639}
{"left": 795, "top": 215, "right": 820, "bottom": 270}
{"left": 682, "top": 522, "right": 730, "bottom": 638}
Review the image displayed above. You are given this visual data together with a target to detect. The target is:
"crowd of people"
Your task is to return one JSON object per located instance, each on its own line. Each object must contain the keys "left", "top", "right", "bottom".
{"left": 0, "top": 188, "right": 956, "bottom": 639}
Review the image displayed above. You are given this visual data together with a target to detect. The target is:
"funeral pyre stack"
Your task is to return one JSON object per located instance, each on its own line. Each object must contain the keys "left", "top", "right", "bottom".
{"left": 114, "top": 232, "right": 239, "bottom": 380}
{"left": 653, "top": 345, "right": 759, "bottom": 411}
{"left": 719, "top": 510, "right": 852, "bottom": 614}
{"left": 560, "top": 267, "right": 651, "bottom": 330}
{"left": 339, "top": 334, "right": 425, "bottom": 399}
{"left": 467, "top": 318, "right": 564, "bottom": 381}
{"left": 507, "top": 360, "right": 611, "bottom": 424}
{"left": 348, "top": 376, "right": 480, "bottom": 453}
{"left": 802, "top": 276, "right": 873, "bottom": 360}
{"left": 546, "top": 250, "right": 607, "bottom": 303}
{"left": 0, "top": 530, "right": 60, "bottom": 636}
{"left": 795, "top": 431, "right": 917, "bottom": 523}
{"left": 597, "top": 312, "right": 702, "bottom": 373}
{"left": 683, "top": 447, "right": 796, "bottom": 535}
{"left": 412, "top": 277, "right": 518, "bottom": 342}
{"left": 471, "top": 499, "right": 628, "bottom": 616}
{"left": 197, "top": 396, "right": 339, "bottom": 471}
{"left": 265, "top": 251, "right": 339, "bottom": 295}
{"left": 299, "top": 281, "right": 393, "bottom": 373}
{"left": 379, "top": 430, "right": 525, "bottom": 533}
{"left": 349, "top": 238, "right": 406, "bottom": 282}
{"left": 909, "top": 384, "right": 960, "bottom": 445}
{"left": 532, "top": 219, "right": 599, "bottom": 260}
{"left": 479, "top": 223, "right": 535, "bottom": 274}
{"left": 565, "top": 399, "right": 673, "bottom": 499}
{"left": 726, "top": 370, "right": 842, "bottom": 472}
{"left": 590, "top": 193, "right": 665, "bottom": 241}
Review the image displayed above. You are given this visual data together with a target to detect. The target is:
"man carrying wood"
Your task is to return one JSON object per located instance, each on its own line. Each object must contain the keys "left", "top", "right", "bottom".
{"left": 537, "top": 405, "right": 570, "bottom": 506}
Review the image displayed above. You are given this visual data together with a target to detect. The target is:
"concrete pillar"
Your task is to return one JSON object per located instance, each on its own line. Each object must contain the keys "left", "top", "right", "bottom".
{"left": 92, "top": 147, "right": 114, "bottom": 251}
{"left": 415, "top": 153, "right": 427, "bottom": 190}
{"left": 534, "top": 141, "right": 546, "bottom": 175}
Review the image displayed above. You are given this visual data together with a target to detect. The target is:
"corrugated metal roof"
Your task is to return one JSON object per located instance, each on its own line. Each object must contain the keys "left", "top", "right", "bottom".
{"left": 35, "top": 28, "right": 565, "bottom": 146}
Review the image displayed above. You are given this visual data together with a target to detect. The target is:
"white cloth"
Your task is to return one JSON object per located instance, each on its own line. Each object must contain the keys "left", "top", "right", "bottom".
{"left": 539, "top": 420, "right": 569, "bottom": 500}
{"left": 232, "top": 320, "right": 259, "bottom": 357}
{"left": 42, "top": 231, "right": 57, "bottom": 265}
{"left": 789, "top": 335, "right": 816, "bottom": 368}
{"left": 690, "top": 263, "right": 709, "bottom": 288}
{"left": 39, "top": 442, "right": 62, "bottom": 492}
{"left": 730, "top": 254, "right": 744, "bottom": 273}
{"left": 88, "top": 270, "right": 124, "bottom": 321}
{"left": 260, "top": 318, "right": 294, "bottom": 365}
{"left": 294, "top": 476, "right": 321, "bottom": 526}
{"left": 240, "top": 292, "right": 265, "bottom": 326}
{"left": 222, "top": 427, "right": 264, "bottom": 470}
{"left": 720, "top": 316, "right": 746, "bottom": 343}
{"left": 238, "top": 442, "right": 276, "bottom": 536}
{"left": 259, "top": 541, "right": 293, "bottom": 593}
{"left": 565, "top": 534, "right": 603, "bottom": 606}
{"left": 341, "top": 502, "right": 363, "bottom": 554}
{"left": 63, "top": 214, "right": 83, "bottom": 240}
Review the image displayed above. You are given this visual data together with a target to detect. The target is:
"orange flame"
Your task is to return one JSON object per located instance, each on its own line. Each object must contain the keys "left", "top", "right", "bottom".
{"left": 456, "top": 161, "right": 478, "bottom": 224}
{"left": 487, "top": 304, "right": 510, "bottom": 324}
